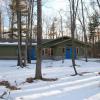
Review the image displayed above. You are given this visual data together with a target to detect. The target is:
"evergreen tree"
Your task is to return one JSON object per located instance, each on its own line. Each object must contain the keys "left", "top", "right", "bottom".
{"left": 88, "top": 12, "right": 99, "bottom": 57}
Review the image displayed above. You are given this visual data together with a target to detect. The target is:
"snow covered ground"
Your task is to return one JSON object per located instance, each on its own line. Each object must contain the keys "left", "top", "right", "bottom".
{"left": 0, "top": 59, "right": 100, "bottom": 100}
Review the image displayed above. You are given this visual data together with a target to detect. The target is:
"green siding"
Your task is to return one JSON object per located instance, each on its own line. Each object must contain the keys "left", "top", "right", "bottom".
{"left": 0, "top": 46, "right": 17, "bottom": 57}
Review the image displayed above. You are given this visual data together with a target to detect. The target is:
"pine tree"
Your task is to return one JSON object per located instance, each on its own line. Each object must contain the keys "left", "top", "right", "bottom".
{"left": 88, "top": 12, "right": 99, "bottom": 57}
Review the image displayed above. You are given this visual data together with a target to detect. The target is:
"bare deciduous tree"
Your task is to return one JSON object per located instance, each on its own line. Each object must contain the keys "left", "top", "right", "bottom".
{"left": 35, "top": 0, "right": 42, "bottom": 79}
{"left": 69, "top": 0, "right": 79, "bottom": 75}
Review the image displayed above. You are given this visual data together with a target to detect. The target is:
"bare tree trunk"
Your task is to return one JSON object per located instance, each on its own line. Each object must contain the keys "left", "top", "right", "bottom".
{"left": 96, "top": 0, "right": 100, "bottom": 9}
{"left": 35, "top": 0, "right": 42, "bottom": 79}
{"left": 28, "top": 0, "right": 34, "bottom": 64}
{"left": 81, "top": 0, "right": 88, "bottom": 62}
{"left": 27, "top": 5, "right": 31, "bottom": 64}
{"left": 60, "top": 16, "right": 63, "bottom": 38}
{"left": 2, "top": 20, "right": 4, "bottom": 38}
{"left": 0, "top": 12, "right": 2, "bottom": 39}
{"left": 23, "top": 14, "right": 28, "bottom": 67}
{"left": 16, "top": 0, "right": 23, "bottom": 67}
{"left": 70, "top": 0, "right": 78, "bottom": 75}
{"left": 92, "top": 35, "right": 95, "bottom": 57}
{"left": 60, "top": 14, "right": 64, "bottom": 63}
{"left": 11, "top": 12, "right": 14, "bottom": 40}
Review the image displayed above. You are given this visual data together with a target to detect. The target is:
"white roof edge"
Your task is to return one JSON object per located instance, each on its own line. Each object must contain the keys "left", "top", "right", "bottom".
{"left": 0, "top": 42, "right": 37, "bottom": 46}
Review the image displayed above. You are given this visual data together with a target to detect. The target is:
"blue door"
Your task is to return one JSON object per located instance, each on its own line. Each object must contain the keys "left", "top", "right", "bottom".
{"left": 31, "top": 47, "right": 36, "bottom": 60}
{"left": 66, "top": 48, "right": 71, "bottom": 59}
{"left": 66, "top": 48, "right": 77, "bottom": 59}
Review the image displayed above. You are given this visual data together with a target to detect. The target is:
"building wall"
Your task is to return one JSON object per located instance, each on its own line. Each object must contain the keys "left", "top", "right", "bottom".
{"left": 52, "top": 46, "right": 65, "bottom": 60}
{"left": 0, "top": 45, "right": 36, "bottom": 60}
{"left": 0, "top": 45, "right": 88, "bottom": 60}
{"left": 42, "top": 46, "right": 81, "bottom": 60}
{"left": 77, "top": 47, "right": 85, "bottom": 58}
{"left": 0, "top": 45, "right": 17, "bottom": 59}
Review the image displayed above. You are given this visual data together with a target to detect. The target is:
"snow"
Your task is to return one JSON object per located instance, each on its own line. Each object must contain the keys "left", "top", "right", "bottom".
{"left": 0, "top": 59, "right": 100, "bottom": 100}
{"left": 85, "top": 93, "right": 100, "bottom": 100}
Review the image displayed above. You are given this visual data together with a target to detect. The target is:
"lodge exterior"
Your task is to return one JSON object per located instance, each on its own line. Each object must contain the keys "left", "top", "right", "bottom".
{"left": 0, "top": 36, "right": 91, "bottom": 60}
{"left": 42, "top": 36, "right": 91, "bottom": 60}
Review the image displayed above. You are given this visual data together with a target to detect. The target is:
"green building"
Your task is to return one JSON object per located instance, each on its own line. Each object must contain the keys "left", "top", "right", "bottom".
{"left": 0, "top": 36, "right": 91, "bottom": 60}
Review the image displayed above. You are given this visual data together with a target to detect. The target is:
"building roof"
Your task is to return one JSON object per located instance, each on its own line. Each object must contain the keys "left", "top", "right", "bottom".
{"left": 42, "top": 36, "right": 91, "bottom": 48}
{"left": 0, "top": 36, "right": 91, "bottom": 47}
